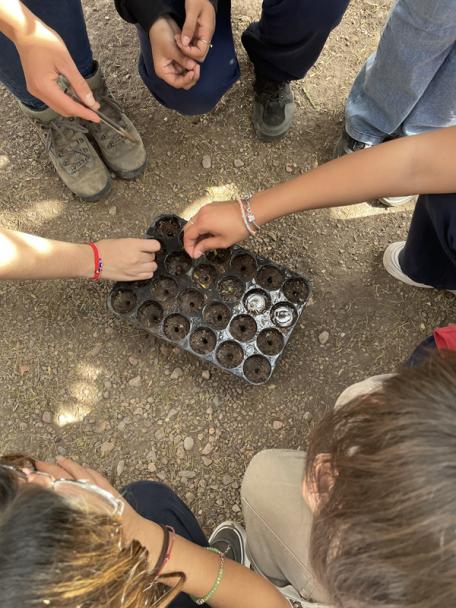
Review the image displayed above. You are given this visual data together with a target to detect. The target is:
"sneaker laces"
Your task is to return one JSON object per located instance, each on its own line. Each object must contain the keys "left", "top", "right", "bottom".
{"left": 254, "top": 74, "right": 290, "bottom": 101}
{"left": 36, "top": 116, "right": 91, "bottom": 174}
{"left": 92, "top": 91, "right": 127, "bottom": 148}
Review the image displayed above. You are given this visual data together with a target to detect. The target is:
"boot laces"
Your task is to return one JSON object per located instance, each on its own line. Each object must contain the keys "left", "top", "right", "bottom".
{"left": 36, "top": 117, "right": 91, "bottom": 174}
{"left": 92, "top": 90, "right": 127, "bottom": 148}
{"left": 255, "top": 75, "right": 290, "bottom": 101}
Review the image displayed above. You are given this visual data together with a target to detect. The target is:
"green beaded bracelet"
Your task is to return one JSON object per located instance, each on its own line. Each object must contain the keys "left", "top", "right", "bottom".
{"left": 190, "top": 547, "right": 225, "bottom": 605}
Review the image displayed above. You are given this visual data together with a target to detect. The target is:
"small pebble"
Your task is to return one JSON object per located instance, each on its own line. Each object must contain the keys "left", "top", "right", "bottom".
{"left": 109, "top": 205, "right": 117, "bottom": 216}
{"left": 117, "top": 460, "right": 125, "bottom": 476}
{"left": 202, "top": 156, "right": 212, "bottom": 169}
{"left": 146, "top": 449, "right": 157, "bottom": 462}
{"left": 100, "top": 442, "right": 114, "bottom": 456}
{"left": 129, "top": 375, "right": 142, "bottom": 387}
{"left": 202, "top": 370, "right": 211, "bottom": 380}
{"left": 184, "top": 437, "right": 194, "bottom": 451}
{"left": 180, "top": 470, "right": 196, "bottom": 479}
{"left": 170, "top": 367, "right": 183, "bottom": 380}
{"left": 304, "top": 412, "right": 312, "bottom": 422}
{"left": 42, "top": 411, "right": 53, "bottom": 424}
{"left": 222, "top": 474, "right": 232, "bottom": 486}
{"left": 185, "top": 492, "right": 196, "bottom": 503}
{"left": 273, "top": 421, "right": 283, "bottom": 430}
{"left": 57, "top": 446, "right": 67, "bottom": 456}
{"left": 234, "top": 159, "right": 244, "bottom": 168}
{"left": 232, "top": 504, "right": 241, "bottom": 513}
{"left": 148, "top": 463, "right": 156, "bottom": 473}
{"left": 319, "top": 331, "right": 329, "bottom": 345}
{"left": 202, "top": 443, "right": 213, "bottom": 456}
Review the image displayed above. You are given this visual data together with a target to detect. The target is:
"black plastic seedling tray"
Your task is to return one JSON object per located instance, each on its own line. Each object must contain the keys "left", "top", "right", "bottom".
{"left": 107, "top": 213, "right": 312, "bottom": 385}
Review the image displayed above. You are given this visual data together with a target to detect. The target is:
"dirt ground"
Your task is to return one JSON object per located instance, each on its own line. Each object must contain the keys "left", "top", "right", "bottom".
{"left": 1, "top": 0, "right": 456, "bottom": 530}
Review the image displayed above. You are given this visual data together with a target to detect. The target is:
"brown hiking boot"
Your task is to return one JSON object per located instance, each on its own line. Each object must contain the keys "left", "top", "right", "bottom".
{"left": 20, "top": 103, "right": 111, "bottom": 202}
{"left": 84, "top": 62, "right": 147, "bottom": 179}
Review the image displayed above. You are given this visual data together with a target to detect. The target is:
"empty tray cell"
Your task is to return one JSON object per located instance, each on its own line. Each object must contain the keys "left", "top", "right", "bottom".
{"left": 244, "top": 289, "right": 271, "bottom": 315}
{"left": 231, "top": 253, "right": 256, "bottom": 279}
{"left": 137, "top": 300, "right": 164, "bottom": 329}
{"left": 257, "top": 328, "right": 284, "bottom": 356}
{"left": 216, "top": 340, "right": 244, "bottom": 369}
{"left": 270, "top": 302, "right": 297, "bottom": 328}
{"left": 217, "top": 276, "right": 243, "bottom": 302}
{"left": 165, "top": 251, "right": 192, "bottom": 276}
{"left": 206, "top": 248, "right": 231, "bottom": 264}
{"left": 283, "top": 278, "right": 310, "bottom": 304}
{"left": 111, "top": 289, "right": 137, "bottom": 314}
{"left": 257, "top": 264, "right": 284, "bottom": 290}
{"left": 154, "top": 215, "right": 181, "bottom": 239}
{"left": 178, "top": 288, "right": 204, "bottom": 315}
{"left": 203, "top": 302, "right": 230, "bottom": 329}
{"left": 244, "top": 355, "right": 271, "bottom": 384}
{"left": 151, "top": 276, "right": 178, "bottom": 301}
{"left": 192, "top": 264, "right": 218, "bottom": 289}
{"left": 229, "top": 315, "right": 257, "bottom": 342}
{"left": 189, "top": 327, "right": 216, "bottom": 355}
{"left": 163, "top": 314, "right": 190, "bottom": 341}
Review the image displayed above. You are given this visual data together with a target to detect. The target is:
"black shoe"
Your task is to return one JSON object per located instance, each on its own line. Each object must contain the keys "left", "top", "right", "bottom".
{"left": 253, "top": 69, "right": 294, "bottom": 142}
{"left": 208, "top": 521, "right": 249, "bottom": 565}
{"left": 332, "top": 128, "right": 371, "bottom": 159}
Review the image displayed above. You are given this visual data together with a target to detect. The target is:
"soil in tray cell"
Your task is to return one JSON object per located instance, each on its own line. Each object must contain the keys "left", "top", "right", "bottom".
{"left": 151, "top": 238, "right": 166, "bottom": 262}
{"left": 192, "top": 264, "right": 218, "bottom": 289}
{"left": 244, "top": 355, "right": 271, "bottom": 384}
{"left": 128, "top": 279, "right": 150, "bottom": 289}
{"left": 257, "top": 265, "right": 284, "bottom": 290}
{"left": 151, "top": 276, "right": 178, "bottom": 301}
{"left": 231, "top": 253, "right": 256, "bottom": 278}
{"left": 206, "top": 248, "right": 231, "bottom": 264}
{"left": 283, "top": 278, "right": 309, "bottom": 304}
{"left": 216, "top": 341, "right": 244, "bottom": 369}
{"left": 163, "top": 314, "right": 190, "bottom": 341}
{"left": 204, "top": 302, "right": 230, "bottom": 329}
{"left": 189, "top": 327, "right": 216, "bottom": 355}
{"left": 165, "top": 251, "right": 192, "bottom": 276}
{"left": 137, "top": 301, "right": 164, "bottom": 328}
{"left": 217, "top": 276, "right": 244, "bottom": 302}
{"left": 178, "top": 289, "right": 204, "bottom": 315}
{"left": 270, "top": 302, "right": 297, "bottom": 329}
{"left": 111, "top": 289, "right": 137, "bottom": 314}
{"left": 244, "top": 289, "right": 271, "bottom": 315}
{"left": 257, "top": 328, "right": 284, "bottom": 356}
{"left": 229, "top": 315, "right": 257, "bottom": 342}
{"left": 154, "top": 216, "right": 181, "bottom": 239}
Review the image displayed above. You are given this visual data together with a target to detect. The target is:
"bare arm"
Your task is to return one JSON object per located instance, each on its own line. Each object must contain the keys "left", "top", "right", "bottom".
{"left": 184, "top": 126, "right": 456, "bottom": 257}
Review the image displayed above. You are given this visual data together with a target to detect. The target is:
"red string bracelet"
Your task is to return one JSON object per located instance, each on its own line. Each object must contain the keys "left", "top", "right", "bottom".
{"left": 87, "top": 242, "right": 102, "bottom": 280}
{"left": 157, "top": 526, "right": 176, "bottom": 575}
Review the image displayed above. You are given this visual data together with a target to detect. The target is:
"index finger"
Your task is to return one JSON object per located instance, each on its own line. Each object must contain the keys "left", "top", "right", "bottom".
{"left": 48, "top": 82, "right": 100, "bottom": 121}
{"left": 175, "top": 36, "right": 209, "bottom": 62}
{"left": 36, "top": 459, "right": 75, "bottom": 480}
{"left": 142, "top": 238, "right": 162, "bottom": 252}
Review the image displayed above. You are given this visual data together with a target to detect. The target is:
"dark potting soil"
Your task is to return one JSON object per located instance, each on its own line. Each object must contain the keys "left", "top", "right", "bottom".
{"left": 270, "top": 302, "right": 297, "bottom": 329}
{"left": 128, "top": 279, "right": 150, "bottom": 289}
{"left": 165, "top": 251, "right": 192, "bottom": 276}
{"left": 155, "top": 216, "right": 181, "bottom": 239}
{"left": 257, "top": 328, "right": 284, "bottom": 356}
{"left": 216, "top": 340, "right": 244, "bottom": 369}
{"left": 229, "top": 315, "right": 257, "bottom": 342}
{"left": 217, "top": 276, "right": 244, "bottom": 302}
{"left": 231, "top": 253, "right": 256, "bottom": 278}
{"left": 192, "top": 264, "right": 218, "bottom": 289}
{"left": 137, "top": 300, "right": 164, "bottom": 328}
{"left": 243, "top": 354, "right": 271, "bottom": 384}
{"left": 243, "top": 289, "right": 271, "bottom": 315}
{"left": 111, "top": 289, "right": 137, "bottom": 314}
{"left": 203, "top": 302, "right": 230, "bottom": 329}
{"left": 206, "top": 248, "right": 231, "bottom": 264}
{"left": 151, "top": 276, "right": 178, "bottom": 301}
{"left": 178, "top": 289, "right": 204, "bottom": 315}
{"left": 163, "top": 314, "right": 190, "bottom": 341}
{"left": 257, "top": 265, "right": 284, "bottom": 290}
{"left": 189, "top": 327, "right": 217, "bottom": 355}
{"left": 283, "top": 278, "right": 310, "bottom": 304}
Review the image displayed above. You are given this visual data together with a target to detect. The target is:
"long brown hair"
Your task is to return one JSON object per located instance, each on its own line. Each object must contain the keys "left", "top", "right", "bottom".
{"left": 0, "top": 454, "right": 184, "bottom": 608}
{"left": 306, "top": 351, "right": 456, "bottom": 608}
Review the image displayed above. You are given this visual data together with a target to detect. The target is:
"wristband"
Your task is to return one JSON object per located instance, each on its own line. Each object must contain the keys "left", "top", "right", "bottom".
{"left": 190, "top": 547, "right": 225, "bottom": 605}
{"left": 242, "top": 194, "right": 260, "bottom": 231}
{"left": 87, "top": 242, "right": 102, "bottom": 280}
{"left": 235, "top": 196, "right": 256, "bottom": 236}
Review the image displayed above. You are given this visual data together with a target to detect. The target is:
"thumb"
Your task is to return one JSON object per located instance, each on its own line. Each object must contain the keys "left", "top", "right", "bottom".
{"left": 194, "top": 236, "right": 225, "bottom": 259}
{"left": 181, "top": 6, "right": 199, "bottom": 46}
{"left": 64, "top": 61, "right": 99, "bottom": 109}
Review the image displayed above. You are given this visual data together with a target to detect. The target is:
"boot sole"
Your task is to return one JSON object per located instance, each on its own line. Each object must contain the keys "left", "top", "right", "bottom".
{"left": 104, "top": 156, "right": 147, "bottom": 180}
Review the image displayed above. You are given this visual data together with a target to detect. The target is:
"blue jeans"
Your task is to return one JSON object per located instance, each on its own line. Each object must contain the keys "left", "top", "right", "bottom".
{"left": 345, "top": 0, "right": 456, "bottom": 145}
{"left": 0, "top": 0, "right": 93, "bottom": 109}
{"left": 122, "top": 481, "right": 208, "bottom": 608}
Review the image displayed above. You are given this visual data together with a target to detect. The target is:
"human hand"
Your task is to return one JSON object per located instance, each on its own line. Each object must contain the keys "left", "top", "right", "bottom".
{"left": 95, "top": 238, "right": 160, "bottom": 281}
{"left": 174, "top": 0, "right": 216, "bottom": 63}
{"left": 183, "top": 200, "right": 249, "bottom": 258}
{"left": 15, "top": 19, "right": 100, "bottom": 121}
{"left": 149, "top": 14, "right": 200, "bottom": 89}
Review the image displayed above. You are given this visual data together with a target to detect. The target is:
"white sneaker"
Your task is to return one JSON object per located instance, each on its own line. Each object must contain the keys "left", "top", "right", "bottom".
{"left": 379, "top": 195, "right": 416, "bottom": 207}
{"left": 383, "top": 242, "right": 456, "bottom": 294}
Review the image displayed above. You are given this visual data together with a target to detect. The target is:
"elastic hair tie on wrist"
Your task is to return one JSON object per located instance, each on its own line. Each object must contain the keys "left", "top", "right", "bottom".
{"left": 87, "top": 242, "right": 102, "bottom": 280}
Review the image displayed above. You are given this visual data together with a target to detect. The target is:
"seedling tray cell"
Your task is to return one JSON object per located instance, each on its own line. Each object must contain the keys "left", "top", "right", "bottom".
{"left": 107, "top": 214, "right": 312, "bottom": 385}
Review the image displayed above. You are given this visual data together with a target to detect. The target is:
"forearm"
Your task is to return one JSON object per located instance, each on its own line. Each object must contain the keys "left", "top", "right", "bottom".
{"left": 251, "top": 127, "right": 456, "bottom": 225}
{"left": 0, "top": 0, "right": 45, "bottom": 45}
{"left": 0, "top": 229, "right": 93, "bottom": 280}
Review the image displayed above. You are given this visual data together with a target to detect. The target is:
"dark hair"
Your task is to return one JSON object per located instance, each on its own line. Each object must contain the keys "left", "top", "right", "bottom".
{"left": 306, "top": 351, "right": 456, "bottom": 608}
{"left": 0, "top": 454, "right": 184, "bottom": 608}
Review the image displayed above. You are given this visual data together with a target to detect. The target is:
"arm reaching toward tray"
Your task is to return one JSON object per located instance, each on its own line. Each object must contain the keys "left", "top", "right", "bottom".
{"left": 0, "top": 228, "right": 160, "bottom": 281}
{"left": 184, "top": 126, "right": 456, "bottom": 258}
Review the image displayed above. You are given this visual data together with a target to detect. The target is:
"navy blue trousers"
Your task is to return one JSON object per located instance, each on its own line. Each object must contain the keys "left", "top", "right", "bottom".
{"left": 400, "top": 193, "right": 456, "bottom": 289}
{"left": 122, "top": 481, "right": 208, "bottom": 608}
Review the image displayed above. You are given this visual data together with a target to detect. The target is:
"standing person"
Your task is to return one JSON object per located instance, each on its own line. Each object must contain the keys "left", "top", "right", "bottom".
{"left": 0, "top": 0, "right": 147, "bottom": 201}
{"left": 332, "top": 0, "right": 456, "bottom": 207}
{"left": 114, "top": 0, "right": 351, "bottom": 142}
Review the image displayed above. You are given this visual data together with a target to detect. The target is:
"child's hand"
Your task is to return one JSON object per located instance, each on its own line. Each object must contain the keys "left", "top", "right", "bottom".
{"left": 96, "top": 238, "right": 160, "bottom": 281}
{"left": 183, "top": 200, "right": 249, "bottom": 258}
{"left": 175, "top": 0, "right": 216, "bottom": 63}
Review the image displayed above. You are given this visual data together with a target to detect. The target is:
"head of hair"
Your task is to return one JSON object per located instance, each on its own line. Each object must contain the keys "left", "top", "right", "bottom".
{"left": 0, "top": 454, "right": 184, "bottom": 608}
{"left": 307, "top": 351, "right": 456, "bottom": 608}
